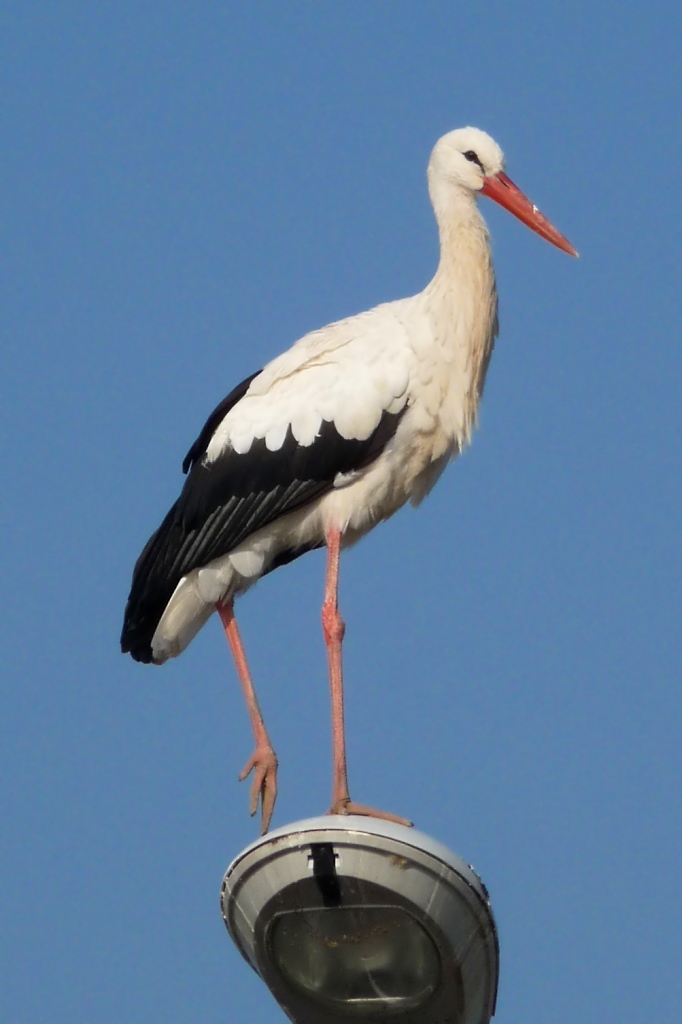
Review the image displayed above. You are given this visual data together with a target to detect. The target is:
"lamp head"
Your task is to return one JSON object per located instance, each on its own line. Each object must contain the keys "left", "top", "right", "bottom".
{"left": 221, "top": 816, "right": 499, "bottom": 1024}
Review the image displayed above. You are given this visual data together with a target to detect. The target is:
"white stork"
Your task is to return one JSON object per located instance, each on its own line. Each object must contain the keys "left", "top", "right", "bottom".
{"left": 121, "top": 127, "right": 576, "bottom": 833}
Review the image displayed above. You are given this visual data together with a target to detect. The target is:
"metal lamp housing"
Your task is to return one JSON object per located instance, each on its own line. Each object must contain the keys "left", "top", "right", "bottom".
{"left": 221, "top": 816, "right": 498, "bottom": 1024}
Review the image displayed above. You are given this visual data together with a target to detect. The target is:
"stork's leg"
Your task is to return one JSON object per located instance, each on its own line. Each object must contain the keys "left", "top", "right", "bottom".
{"left": 217, "top": 600, "right": 278, "bottom": 834}
{"left": 322, "top": 528, "right": 412, "bottom": 827}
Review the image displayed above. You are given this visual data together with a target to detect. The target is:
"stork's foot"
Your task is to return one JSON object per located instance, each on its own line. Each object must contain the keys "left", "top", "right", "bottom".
{"left": 239, "top": 746, "right": 278, "bottom": 834}
{"left": 328, "top": 796, "right": 413, "bottom": 828}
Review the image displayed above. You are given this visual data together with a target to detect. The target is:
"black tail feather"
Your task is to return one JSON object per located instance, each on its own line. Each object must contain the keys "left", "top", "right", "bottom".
{"left": 120, "top": 504, "right": 187, "bottom": 662}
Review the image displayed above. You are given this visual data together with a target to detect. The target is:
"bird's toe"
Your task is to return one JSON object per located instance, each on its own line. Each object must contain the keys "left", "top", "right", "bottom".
{"left": 239, "top": 746, "right": 278, "bottom": 833}
{"left": 328, "top": 797, "right": 412, "bottom": 828}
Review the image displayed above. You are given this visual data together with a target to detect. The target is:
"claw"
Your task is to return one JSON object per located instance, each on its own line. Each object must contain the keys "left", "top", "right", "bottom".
{"left": 328, "top": 797, "right": 412, "bottom": 828}
{"left": 239, "top": 747, "right": 278, "bottom": 834}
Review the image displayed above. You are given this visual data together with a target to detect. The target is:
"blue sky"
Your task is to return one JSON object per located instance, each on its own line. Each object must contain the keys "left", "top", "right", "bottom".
{"left": 4, "top": 3, "right": 680, "bottom": 1021}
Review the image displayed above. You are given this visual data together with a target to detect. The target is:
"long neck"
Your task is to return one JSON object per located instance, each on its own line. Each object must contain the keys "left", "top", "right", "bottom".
{"left": 427, "top": 179, "right": 495, "bottom": 303}
{"left": 422, "top": 181, "right": 498, "bottom": 448}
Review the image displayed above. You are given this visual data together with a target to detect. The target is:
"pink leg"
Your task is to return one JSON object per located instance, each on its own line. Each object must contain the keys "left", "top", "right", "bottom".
{"left": 217, "top": 600, "right": 278, "bottom": 834}
{"left": 322, "top": 528, "right": 412, "bottom": 826}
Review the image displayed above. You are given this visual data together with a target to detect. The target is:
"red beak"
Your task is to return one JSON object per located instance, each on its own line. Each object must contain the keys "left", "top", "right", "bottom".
{"left": 481, "top": 171, "right": 578, "bottom": 257}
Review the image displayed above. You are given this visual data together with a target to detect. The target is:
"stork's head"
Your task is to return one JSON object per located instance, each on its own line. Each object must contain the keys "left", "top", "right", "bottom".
{"left": 428, "top": 127, "right": 577, "bottom": 256}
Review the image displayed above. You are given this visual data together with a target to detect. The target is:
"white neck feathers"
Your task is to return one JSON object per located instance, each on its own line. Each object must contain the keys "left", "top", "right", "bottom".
{"left": 422, "top": 182, "right": 498, "bottom": 448}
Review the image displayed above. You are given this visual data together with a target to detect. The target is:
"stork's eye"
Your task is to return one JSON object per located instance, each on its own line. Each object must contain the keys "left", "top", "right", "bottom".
{"left": 463, "top": 150, "right": 484, "bottom": 170}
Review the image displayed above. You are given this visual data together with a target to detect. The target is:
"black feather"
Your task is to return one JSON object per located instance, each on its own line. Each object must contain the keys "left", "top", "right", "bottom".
{"left": 182, "top": 369, "right": 262, "bottom": 474}
{"left": 121, "top": 402, "right": 406, "bottom": 663}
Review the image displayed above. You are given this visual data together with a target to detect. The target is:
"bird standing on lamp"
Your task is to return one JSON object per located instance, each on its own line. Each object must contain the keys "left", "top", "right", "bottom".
{"left": 121, "top": 127, "right": 577, "bottom": 834}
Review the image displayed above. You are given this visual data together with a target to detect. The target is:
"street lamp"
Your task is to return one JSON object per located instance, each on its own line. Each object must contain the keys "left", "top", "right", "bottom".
{"left": 221, "top": 816, "right": 498, "bottom": 1023}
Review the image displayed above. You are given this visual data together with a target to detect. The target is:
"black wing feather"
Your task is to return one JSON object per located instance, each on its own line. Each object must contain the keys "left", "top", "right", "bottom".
{"left": 121, "top": 401, "right": 406, "bottom": 663}
{"left": 182, "top": 369, "right": 262, "bottom": 474}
